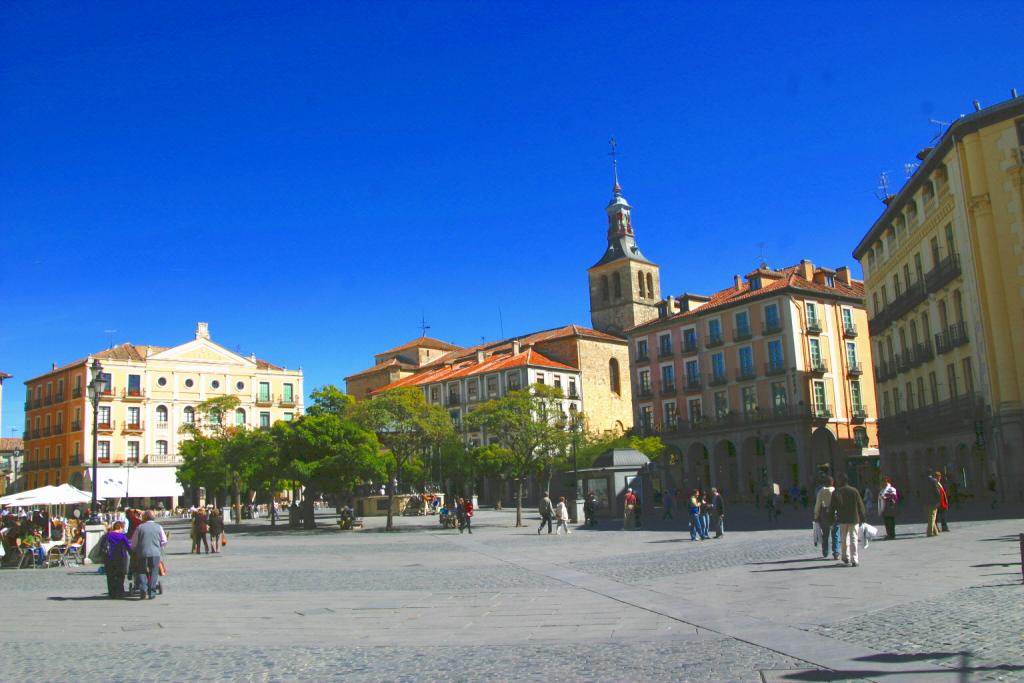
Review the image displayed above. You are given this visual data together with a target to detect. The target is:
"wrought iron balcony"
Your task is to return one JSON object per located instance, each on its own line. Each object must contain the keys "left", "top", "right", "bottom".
{"left": 123, "top": 421, "right": 144, "bottom": 433}
{"left": 809, "top": 359, "right": 829, "bottom": 374}
{"left": 635, "top": 351, "right": 650, "bottom": 363}
{"left": 54, "top": 392, "right": 64, "bottom": 403}
{"left": 658, "top": 345, "right": 674, "bottom": 359}
{"left": 733, "top": 326, "right": 753, "bottom": 342}
{"left": 935, "top": 321, "right": 969, "bottom": 355}
{"left": 71, "top": 420, "right": 81, "bottom": 432}
{"left": 123, "top": 388, "right": 145, "bottom": 401}
{"left": 706, "top": 333, "right": 724, "bottom": 348}
{"left": 813, "top": 405, "right": 833, "bottom": 419}
{"left": 447, "top": 394, "right": 461, "bottom": 406}
{"left": 764, "top": 361, "right": 786, "bottom": 376}
{"left": 852, "top": 406, "right": 868, "bottom": 420}
{"left": 925, "top": 253, "right": 961, "bottom": 293}
{"left": 708, "top": 372, "right": 728, "bottom": 387}
{"left": 685, "top": 376, "right": 702, "bottom": 391}
{"left": 660, "top": 381, "right": 676, "bottom": 395}
{"left": 97, "top": 421, "right": 115, "bottom": 432}
{"left": 637, "top": 386, "right": 653, "bottom": 399}
{"left": 72, "top": 387, "right": 82, "bottom": 398}
{"left": 806, "top": 320, "right": 822, "bottom": 334}
{"left": 682, "top": 338, "right": 699, "bottom": 354}
{"left": 847, "top": 362, "right": 863, "bottom": 376}
{"left": 279, "top": 396, "right": 297, "bottom": 407}
{"left": 762, "top": 320, "right": 782, "bottom": 335}
{"left": 256, "top": 394, "right": 274, "bottom": 406}
{"left": 736, "top": 366, "right": 757, "bottom": 382}
{"left": 843, "top": 323, "right": 858, "bottom": 338}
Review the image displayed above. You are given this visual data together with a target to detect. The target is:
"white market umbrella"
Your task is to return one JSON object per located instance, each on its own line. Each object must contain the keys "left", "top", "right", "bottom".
{"left": 0, "top": 486, "right": 59, "bottom": 507}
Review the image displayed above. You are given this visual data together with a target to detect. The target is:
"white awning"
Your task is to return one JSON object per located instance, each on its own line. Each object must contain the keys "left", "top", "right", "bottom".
{"left": 96, "top": 467, "right": 184, "bottom": 499}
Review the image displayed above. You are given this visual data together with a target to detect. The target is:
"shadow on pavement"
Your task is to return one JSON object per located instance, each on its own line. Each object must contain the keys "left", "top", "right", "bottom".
{"left": 46, "top": 595, "right": 112, "bottom": 601}
{"left": 747, "top": 558, "right": 824, "bottom": 566}
{"left": 750, "top": 564, "right": 845, "bottom": 573}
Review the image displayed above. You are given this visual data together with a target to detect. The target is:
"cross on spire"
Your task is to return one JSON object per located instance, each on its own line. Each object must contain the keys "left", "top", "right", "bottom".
{"left": 608, "top": 136, "right": 621, "bottom": 193}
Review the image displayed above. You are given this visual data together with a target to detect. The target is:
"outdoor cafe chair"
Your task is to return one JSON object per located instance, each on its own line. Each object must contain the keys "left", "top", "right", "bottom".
{"left": 45, "top": 545, "right": 69, "bottom": 568}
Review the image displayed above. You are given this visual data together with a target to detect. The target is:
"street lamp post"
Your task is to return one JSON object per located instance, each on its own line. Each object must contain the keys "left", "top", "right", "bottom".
{"left": 87, "top": 359, "right": 105, "bottom": 523}
{"left": 570, "top": 410, "right": 582, "bottom": 522}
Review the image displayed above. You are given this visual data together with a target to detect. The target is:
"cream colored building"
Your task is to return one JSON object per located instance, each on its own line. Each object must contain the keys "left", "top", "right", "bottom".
{"left": 21, "top": 323, "right": 303, "bottom": 504}
{"left": 626, "top": 261, "right": 878, "bottom": 499}
{"left": 853, "top": 94, "right": 1024, "bottom": 503}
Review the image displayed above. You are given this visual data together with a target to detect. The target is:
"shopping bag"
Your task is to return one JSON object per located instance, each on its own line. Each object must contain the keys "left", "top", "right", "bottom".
{"left": 221, "top": 533, "right": 227, "bottom": 546}
{"left": 158, "top": 559, "right": 167, "bottom": 576}
{"left": 813, "top": 520, "right": 821, "bottom": 547}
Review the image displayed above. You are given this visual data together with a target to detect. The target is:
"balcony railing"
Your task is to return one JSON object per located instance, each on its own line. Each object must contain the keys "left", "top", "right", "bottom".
{"left": 685, "top": 376, "right": 702, "bottom": 391}
{"left": 43, "top": 427, "right": 52, "bottom": 436}
{"left": 568, "top": 389, "right": 580, "bottom": 399}
{"left": 256, "top": 394, "right": 274, "bottom": 406}
{"left": 32, "top": 399, "right": 42, "bottom": 409}
{"left": 54, "top": 392, "right": 64, "bottom": 403}
{"left": 123, "top": 388, "right": 145, "bottom": 400}
{"left": 31, "top": 429, "right": 40, "bottom": 439}
{"left": 44, "top": 395, "right": 52, "bottom": 406}
{"left": 145, "top": 453, "right": 184, "bottom": 465}
{"left": 736, "top": 366, "right": 756, "bottom": 382}
{"left": 762, "top": 320, "right": 782, "bottom": 335}
{"left": 97, "top": 421, "right": 115, "bottom": 432}
{"left": 706, "top": 333, "right": 724, "bottom": 348}
{"left": 637, "top": 386, "right": 653, "bottom": 399}
{"left": 658, "top": 346, "right": 674, "bottom": 359}
{"left": 123, "top": 421, "right": 144, "bottom": 433}
{"left": 54, "top": 424, "right": 64, "bottom": 435}
{"left": 733, "top": 326, "right": 752, "bottom": 342}
{"left": 635, "top": 351, "right": 650, "bottom": 363}
{"left": 852, "top": 406, "right": 868, "bottom": 420}
{"left": 660, "top": 381, "right": 676, "bottom": 395}
{"left": 682, "top": 338, "right": 699, "bottom": 354}
{"left": 935, "top": 321, "right": 969, "bottom": 355}
{"left": 879, "top": 393, "right": 986, "bottom": 441}
{"left": 806, "top": 320, "right": 822, "bottom": 334}
{"left": 708, "top": 372, "right": 728, "bottom": 387}
{"left": 71, "top": 420, "right": 81, "bottom": 431}
{"left": 843, "top": 323, "right": 858, "bottom": 338}
{"left": 72, "top": 387, "right": 82, "bottom": 398}
{"left": 925, "top": 253, "right": 961, "bottom": 293}
{"left": 764, "top": 361, "right": 786, "bottom": 376}
{"left": 809, "top": 359, "right": 829, "bottom": 374}
{"left": 909, "top": 340, "right": 935, "bottom": 367}
{"left": 279, "top": 396, "right": 297, "bottom": 407}
{"left": 813, "top": 405, "right": 833, "bottom": 419}
{"left": 847, "top": 362, "right": 863, "bottom": 376}
{"left": 664, "top": 403, "right": 839, "bottom": 436}
{"left": 99, "top": 386, "right": 115, "bottom": 399}
{"left": 447, "top": 395, "right": 461, "bottom": 406}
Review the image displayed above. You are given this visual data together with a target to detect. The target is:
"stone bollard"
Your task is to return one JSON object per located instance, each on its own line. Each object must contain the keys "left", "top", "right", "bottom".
{"left": 84, "top": 524, "right": 106, "bottom": 565}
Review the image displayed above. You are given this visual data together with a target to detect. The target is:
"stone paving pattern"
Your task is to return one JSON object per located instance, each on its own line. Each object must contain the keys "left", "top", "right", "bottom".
{"left": 1, "top": 507, "right": 1021, "bottom": 682}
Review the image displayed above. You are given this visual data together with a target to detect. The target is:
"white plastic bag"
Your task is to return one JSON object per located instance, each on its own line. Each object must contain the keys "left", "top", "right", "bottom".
{"left": 859, "top": 522, "right": 879, "bottom": 548}
{"left": 813, "top": 520, "right": 821, "bottom": 547}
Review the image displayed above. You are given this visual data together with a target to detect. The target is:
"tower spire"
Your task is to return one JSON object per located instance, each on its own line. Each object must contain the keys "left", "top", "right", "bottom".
{"left": 608, "top": 136, "right": 621, "bottom": 194}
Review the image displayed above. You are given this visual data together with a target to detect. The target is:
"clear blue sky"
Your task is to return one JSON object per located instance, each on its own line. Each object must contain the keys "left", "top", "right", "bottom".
{"left": 2, "top": 1, "right": 1021, "bottom": 436}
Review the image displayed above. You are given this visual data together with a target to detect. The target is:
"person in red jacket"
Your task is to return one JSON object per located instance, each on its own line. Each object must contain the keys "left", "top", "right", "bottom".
{"left": 459, "top": 497, "right": 473, "bottom": 534}
{"left": 935, "top": 471, "right": 950, "bottom": 532}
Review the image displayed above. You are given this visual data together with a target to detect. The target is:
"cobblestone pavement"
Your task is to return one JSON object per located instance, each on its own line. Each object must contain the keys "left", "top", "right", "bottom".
{"left": 1, "top": 509, "right": 1020, "bottom": 682}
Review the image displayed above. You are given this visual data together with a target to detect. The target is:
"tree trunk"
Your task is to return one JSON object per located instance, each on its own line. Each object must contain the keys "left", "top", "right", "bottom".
{"left": 302, "top": 489, "right": 317, "bottom": 529}
{"left": 232, "top": 476, "right": 242, "bottom": 529}
{"left": 515, "top": 476, "right": 524, "bottom": 527}
{"left": 385, "top": 462, "right": 395, "bottom": 532}
{"left": 269, "top": 478, "right": 277, "bottom": 527}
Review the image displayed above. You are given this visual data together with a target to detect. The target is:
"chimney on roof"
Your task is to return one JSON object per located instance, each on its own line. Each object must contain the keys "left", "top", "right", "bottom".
{"left": 1012, "top": 88, "right": 1019, "bottom": 98}
{"left": 835, "top": 266, "right": 851, "bottom": 286}
{"left": 249, "top": 353, "right": 256, "bottom": 362}
{"left": 733, "top": 275, "right": 742, "bottom": 291}
{"left": 666, "top": 295, "right": 676, "bottom": 314}
{"left": 196, "top": 322, "right": 210, "bottom": 340}
{"left": 52, "top": 362, "right": 57, "bottom": 371}
{"left": 476, "top": 349, "right": 485, "bottom": 364}
{"left": 972, "top": 99, "right": 981, "bottom": 111}
{"left": 799, "top": 260, "right": 814, "bottom": 280}
{"left": 511, "top": 339, "right": 521, "bottom": 355}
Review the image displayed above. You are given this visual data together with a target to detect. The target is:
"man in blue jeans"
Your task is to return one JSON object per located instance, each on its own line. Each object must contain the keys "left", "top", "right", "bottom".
{"left": 131, "top": 510, "right": 166, "bottom": 599}
{"left": 688, "top": 490, "right": 708, "bottom": 541}
{"left": 813, "top": 478, "right": 840, "bottom": 559}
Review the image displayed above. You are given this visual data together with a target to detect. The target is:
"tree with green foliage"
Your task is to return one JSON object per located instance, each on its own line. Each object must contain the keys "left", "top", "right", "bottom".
{"left": 178, "top": 395, "right": 249, "bottom": 519}
{"left": 348, "top": 387, "right": 457, "bottom": 531}
{"left": 272, "top": 413, "right": 384, "bottom": 528}
{"left": 464, "top": 383, "right": 569, "bottom": 527}
{"left": 306, "top": 384, "right": 353, "bottom": 417}
{"left": 176, "top": 434, "right": 228, "bottom": 505}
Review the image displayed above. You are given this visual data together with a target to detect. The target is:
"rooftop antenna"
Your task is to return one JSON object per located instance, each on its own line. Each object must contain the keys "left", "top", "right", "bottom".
{"left": 874, "top": 172, "right": 892, "bottom": 203}
{"left": 755, "top": 242, "right": 768, "bottom": 269}
{"left": 103, "top": 329, "right": 117, "bottom": 349}
{"left": 498, "top": 306, "right": 505, "bottom": 341}
{"left": 903, "top": 162, "right": 920, "bottom": 179}
{"left": 419, "top": 313, "right": 430, "bottom": 338}
{"left": 928, "top": 118, "right": 951, "bottom": 144}
{"left": 608, "top": 136, "right": 620, "bottom": 190}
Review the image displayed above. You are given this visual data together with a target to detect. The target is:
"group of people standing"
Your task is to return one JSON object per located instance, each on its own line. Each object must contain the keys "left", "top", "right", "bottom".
{"left": 190, "top": 508, "right": 226, "bottom": 553}
{"left": 684, "top": 488, "right": 725, "bottom": 541}
{"left": 102, "top": 509, "right": 167, "bottom": 599}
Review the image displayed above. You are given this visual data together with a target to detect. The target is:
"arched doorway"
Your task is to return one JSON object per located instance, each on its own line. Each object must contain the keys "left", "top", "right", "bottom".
{"left": 768, "top": 432, "right": 800, "bottom": 492}
{"left": 808, "top": 427, "right": 838, "bottom": 487}
{"left": 684, "top": 442, "right": 710, "bottom": 491}
{"left": 711, "top": 439, "right": 739, "bottom": 497}
{"left": 739, "top": 435, "right": 767, "bottom": 501}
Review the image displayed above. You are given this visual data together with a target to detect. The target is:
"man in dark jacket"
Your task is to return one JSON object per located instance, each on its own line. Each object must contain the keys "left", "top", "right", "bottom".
{"left": 829, "top": 473, "right": 866, "bottom": 566}
{"left": 537, "top": 493, "right": 554, "bottom": 535}
{"left": 709, "top": 488, "right": 725, "bottom": 538}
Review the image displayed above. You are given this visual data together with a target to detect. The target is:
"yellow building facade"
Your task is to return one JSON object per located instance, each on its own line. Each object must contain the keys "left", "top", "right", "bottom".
{"left": 21, "top": 323, "right": 303, "bottom": 503}
{"left": 854, "top": 95, "right": 1024, "bottom": 503}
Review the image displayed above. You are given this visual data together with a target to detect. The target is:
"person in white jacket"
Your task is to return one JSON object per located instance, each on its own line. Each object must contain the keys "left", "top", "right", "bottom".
{"left": 813, "top": 478, "right": 839, "bottom": 560}
{"left": 554, "top": 497, "right": 571, "bottom": 535}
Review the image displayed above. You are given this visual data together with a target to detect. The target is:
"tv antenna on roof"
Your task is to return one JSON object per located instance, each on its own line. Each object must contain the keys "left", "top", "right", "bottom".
{"left": 928, "top": 118, "right": 951, "bottom": 143}
{"left": 904, "top": 162, "right": 920, "bottom": 179}
{"left": 103, "top": 329, "right": 117, "bottom": 349}
{"left": 755, "top": 242, "right": 768, "bottom": 268}
{"left": 419, "top": 313, "right": 430, "bottom": 338}
{"left": 874, "top": 172, "right": 892, "bottom": 202}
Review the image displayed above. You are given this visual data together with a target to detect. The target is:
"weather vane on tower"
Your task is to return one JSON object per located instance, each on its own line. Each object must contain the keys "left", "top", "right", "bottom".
{"left": 608, "top": 136, "right": 620, "bottom": 190}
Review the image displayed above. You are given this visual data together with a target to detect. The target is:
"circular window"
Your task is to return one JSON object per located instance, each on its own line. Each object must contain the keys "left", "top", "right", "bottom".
{"left": 211, "top": 380, "right": 220, "bottom": 389}
{"left": 184, "top": 379, "right": 194, "bottom": 388}
{"left": 157, "top": 377, "right": 167, "bottom": 387}
{"left": 236, "top": 381, "right": 245, "bottom": 391}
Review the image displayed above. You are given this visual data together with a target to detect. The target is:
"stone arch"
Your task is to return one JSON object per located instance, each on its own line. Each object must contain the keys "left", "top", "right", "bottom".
{"left": 646, "top": 272, "right": 655, "bottom": 299}
{"left": 768, "top": 431, "right": 800, "bottom": 493}
{"left": 684, "top": 442, "right": 710, "bottom": 491}
{"left": 808, "top": 427, "right": 837, "bottom": 486}
{"left": 638, "top": 271, "right": 646, "bottom": 298}
{"left": 600, "top": 275, "right": 609, "bottom": 302}
{"left": 712, "top": 438, "right": 739, "bottom": 497}
{"left": 739, "top": 435, "right": 767, "bottom": 500}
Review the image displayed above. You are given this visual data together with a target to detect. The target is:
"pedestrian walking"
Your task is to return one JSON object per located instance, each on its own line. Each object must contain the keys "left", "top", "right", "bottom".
{"left": 662, "top": 487, "right": 675, "bottom": 520}
{"left": 688, "top": 490, "right": 708, "bottom": 541}
{"left": 925, "top": 472, "right": 943, "bottom": 537}
{"left": 814, "top": 477, "right": 840, "bottom": 560}
{"left": 709, "top": 487, "right": 725, "bottom": 538}
{"left": 537, "top": 492, "right": 554, "bottom": 535}
{"left": 103, "top": 521, "right": 132, "bottom": 599}
{"left": 623, "top": 488, "right": 638, "bottom": 530}
{"left": 935, "top": 472, "right": 950, "bottom": 532}
{"left": 554, "top": 496, "right": 571, "bottom": 535}
{"left": 877, "top": 477, "right": 899, "bottom": 539}
{"left": 829, "top": 473, "right": 866, "bottom": 567}
{"left": 208, "top": 508, "right": 224, "bottom": 553}
{"left": 191, "top": 509, "right": 210, "bottom": 554}
{"left": 699, "top": 491, "right": 710, "bottom": 537}
{"left": 130, "top": 510, "right": 167, "bottom": 599}
{"left": 583, "top": 493, "right": 598, "bottom": 528}
{"left": 459, "top": 497, "right": 473, "bottom": 534}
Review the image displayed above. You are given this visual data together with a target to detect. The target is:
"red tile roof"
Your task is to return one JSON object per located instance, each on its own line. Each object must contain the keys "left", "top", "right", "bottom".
{"left": 629, "top": 263, "right": 865, "bottom": 333}
{"left": 0, "top": 437, "right": 23, "bottom": 451}
{"left": 0, "top": 371, "right": 11, "bottom": 380}
{"left": 371, "top": 347, "right": 576, "bottom": 395}
{"left": 344, "top": 358, "right": 416, "bottom": 381}
{"left": 377, "top": 336, "right": 462, "bottom": 357}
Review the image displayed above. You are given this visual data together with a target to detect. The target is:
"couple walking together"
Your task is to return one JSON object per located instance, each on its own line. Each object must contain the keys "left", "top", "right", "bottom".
{"left": 538, "top": 493, "right": 572, "bottom": 535}
{"left": 103, "top": 510, "right": 167, "bottom": 599}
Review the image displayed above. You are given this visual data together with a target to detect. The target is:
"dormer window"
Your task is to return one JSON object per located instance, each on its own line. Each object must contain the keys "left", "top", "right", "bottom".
{"left": 824, "top": 275, "right": 835, "bottom": 287}
{"left": 749, "top": 277, "right": 761, "bottom": 291}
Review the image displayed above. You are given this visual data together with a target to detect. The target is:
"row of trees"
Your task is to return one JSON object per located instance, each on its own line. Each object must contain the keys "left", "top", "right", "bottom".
{"left": 177, "top": 383, "right": 663, "bottom": 530}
